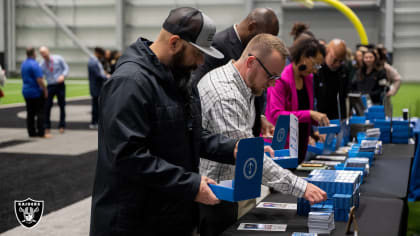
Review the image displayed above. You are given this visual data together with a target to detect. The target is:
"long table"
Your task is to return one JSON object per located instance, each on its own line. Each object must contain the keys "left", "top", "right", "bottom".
{"left": 222, "top": 195, "right": 404, "bottom": 236}
{"left": 222, "top": 143, "right": 414, "bottom": 236}
{"left": 380, "top": 143, "right": 415, "bottom": 160}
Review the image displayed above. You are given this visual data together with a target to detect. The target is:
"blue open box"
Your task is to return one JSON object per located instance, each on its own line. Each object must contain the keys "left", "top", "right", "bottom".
{"left": 269, "top": 114, "right": 299, "bottom": 168}
{"left": 318, "top": 123, "right": 341, "bottom": 134}
{"left": 209, "top": 137, "right": 264, "bottom": 202}
{"left": 307, "top": 119, "right": 343, "bottom": 155}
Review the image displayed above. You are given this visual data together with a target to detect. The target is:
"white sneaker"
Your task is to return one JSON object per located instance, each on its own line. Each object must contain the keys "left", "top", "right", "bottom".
{"left": 89, "top": 124, "right": 98, "bottom": 130}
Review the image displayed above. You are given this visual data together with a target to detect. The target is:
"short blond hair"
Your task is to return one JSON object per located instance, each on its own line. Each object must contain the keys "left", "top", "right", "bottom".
{"left": 240, "top": 33, "right": 289, "bottom": 61}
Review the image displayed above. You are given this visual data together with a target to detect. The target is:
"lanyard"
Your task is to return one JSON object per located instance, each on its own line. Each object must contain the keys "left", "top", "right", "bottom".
{"left": 46, "top": 59, "right": 54, "bottom": 73}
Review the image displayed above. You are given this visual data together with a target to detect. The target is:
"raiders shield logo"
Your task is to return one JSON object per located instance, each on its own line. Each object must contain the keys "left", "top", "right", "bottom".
{"left": 14, "top": 198, "right": 44, "bottom": 228}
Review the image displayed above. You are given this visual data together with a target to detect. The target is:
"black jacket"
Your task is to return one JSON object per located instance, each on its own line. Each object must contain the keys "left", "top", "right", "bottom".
{"left": 314, "top": 64, "right": 351, "bottom": 120}
{"left": 90, "top": 38, "right": 237, "bottom": 235}
{"left": 191, "top": 26, "right": 263, "bottom": 137}
{"left": 352, "top": 68, "right": 387, "bottom": 104}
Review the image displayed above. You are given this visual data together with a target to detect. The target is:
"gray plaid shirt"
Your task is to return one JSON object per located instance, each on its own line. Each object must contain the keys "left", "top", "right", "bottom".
{"left": 198, "top": 61, "right": 307, "bottom": 198}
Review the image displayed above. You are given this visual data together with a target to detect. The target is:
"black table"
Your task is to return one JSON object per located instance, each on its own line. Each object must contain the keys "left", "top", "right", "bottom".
{"left": 222, "top": 194, "right": 404, "bottom": 236}
{"left": 222, "top": 144, "right": 413, "bottom": 236}
{"left": 360, "top": 158, "right": 412, "bottom": 199}
{"left": 380, "top": 143, "right": 415, "bottom": 160}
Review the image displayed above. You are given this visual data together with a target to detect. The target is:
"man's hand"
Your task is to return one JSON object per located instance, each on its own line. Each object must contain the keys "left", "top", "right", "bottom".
{"left": 43, "top": 90, "right": 48, "bottom": 99}
{"left": 57, "top": 75, "right": 65, "bottom": 84}
{"left": 194, "top": 176, "right": 220, "bottom": 205}
{"left": 260, "top": 115, "right": 275, "bottom": 137}
{"left": 264, "top": 145, "right": 274, "bottom": 158}
{"left": 303, "top": 183, "right": 327, "bottom": 205}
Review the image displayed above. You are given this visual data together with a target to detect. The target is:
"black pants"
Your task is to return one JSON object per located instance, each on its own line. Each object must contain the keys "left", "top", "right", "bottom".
{"left": 45, "top": 83, "right": 66, "bottom": 129}
{"left": 199, "top": 201, "right": 237, "bottom": 236}
{"left": 91, "top": 96, "right": 99, "bottom": 125}
{"left": 25, "top": 97, "right": 45, "bottom": 137}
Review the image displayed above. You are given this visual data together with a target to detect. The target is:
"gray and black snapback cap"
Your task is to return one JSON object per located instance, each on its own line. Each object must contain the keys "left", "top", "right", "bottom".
{"left": 162, "top": 7, "right": 224, "bottom": 59}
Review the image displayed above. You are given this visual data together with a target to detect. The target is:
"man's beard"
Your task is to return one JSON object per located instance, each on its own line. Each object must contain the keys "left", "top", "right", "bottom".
{"left": 169, "top": 48, "right": 197, "bottom": 100}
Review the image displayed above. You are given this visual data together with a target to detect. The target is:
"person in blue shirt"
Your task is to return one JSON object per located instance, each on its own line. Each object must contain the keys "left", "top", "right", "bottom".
{"left": 39, "top": 46, "right": 69, "bottom": 134}
{"left": 87, "top": 47, "right": 109, "bottom": 129}
{"left": 21, "top": 47, "right": 48, "bottom": 137}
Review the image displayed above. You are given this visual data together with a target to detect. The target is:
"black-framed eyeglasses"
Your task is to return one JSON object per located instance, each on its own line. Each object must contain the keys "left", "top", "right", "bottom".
{"left": 248, "top": 53, "right": 281, "bottom": 80}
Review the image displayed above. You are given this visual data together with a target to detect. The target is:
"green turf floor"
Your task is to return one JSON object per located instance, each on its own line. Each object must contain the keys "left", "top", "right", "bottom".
{"left": 0, "top": 78, "right": 89, "bottom": 105}
{"left": 407, "top": 201, "right": 420, "bottom": 236}
{"left": 392, "top": 83, "right": 420, "bottom": 118}
{"left": 1, "top": 79, "right": 419, "bottom": 117}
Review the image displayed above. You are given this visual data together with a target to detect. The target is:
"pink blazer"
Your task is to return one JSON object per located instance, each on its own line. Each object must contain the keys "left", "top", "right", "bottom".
{"left": 265, "top": 64, "right": 315, "bottom": 150}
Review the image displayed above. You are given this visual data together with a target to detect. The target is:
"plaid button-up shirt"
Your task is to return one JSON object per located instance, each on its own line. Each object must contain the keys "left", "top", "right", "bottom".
{"left": 198, "top": 61, "right": 307, "bottom": 198}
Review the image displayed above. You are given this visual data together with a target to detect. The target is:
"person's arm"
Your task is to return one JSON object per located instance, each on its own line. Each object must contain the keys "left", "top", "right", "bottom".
{"left": 266, "top": 80, "right": 312, "bottom": 124}
{"left": 59, "top": 56, "right": 69, "bottom": 77}
{"left": 262, "top": 155, "right": 327, "bottom": 204}
{"left": 89, "top": 59, "right": 108, "bottom": 81}
{"left": 34, "top": 66, "right": 47, "bottom": 98}
{"left": 36, "top": 78, "right": 48, "bottom": 99}
{"left": 385, "top": 63, "right": 401, "bottom": 96}
{"left": 101, "top": 73, "right": 202, "bottom": 202}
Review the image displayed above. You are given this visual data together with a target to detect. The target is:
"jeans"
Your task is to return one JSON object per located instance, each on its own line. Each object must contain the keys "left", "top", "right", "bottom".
{"left": 45, "top": 83, "right": 66, "bottom": 129}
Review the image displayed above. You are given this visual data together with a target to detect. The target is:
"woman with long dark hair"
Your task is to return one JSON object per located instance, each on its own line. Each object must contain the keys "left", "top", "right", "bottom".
{"left": 352, "top": 49, "right": 388, "bottom": 105}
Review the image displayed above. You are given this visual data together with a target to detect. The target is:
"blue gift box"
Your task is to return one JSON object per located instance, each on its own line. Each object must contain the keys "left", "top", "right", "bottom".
{"left": 270, "top": 114, "right": 299, "bottom": 168}
{"left": 307, "top": 142, "right": 324, "bottom": 154}
{"left": 297, "top": 170, "right": 361, "bottom": 219}
{"left": 318, "top": 124, "right": 341, "bottom": 134}
{"left": 349, "top": 116, "right": 366, "bottom": 125}
{"left": 209, "top": 137, "right": 264, "bottom": 202}
{"left": 308, "top": 119, "right": 344, "bottom": 155}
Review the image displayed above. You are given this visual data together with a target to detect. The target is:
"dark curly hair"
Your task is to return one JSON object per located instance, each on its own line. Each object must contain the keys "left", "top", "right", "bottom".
{"left": 289, "top": 38, "right": 326, "bottom": 64}
{"left": 290, "top": 22, "right": 314, "bottom": 41}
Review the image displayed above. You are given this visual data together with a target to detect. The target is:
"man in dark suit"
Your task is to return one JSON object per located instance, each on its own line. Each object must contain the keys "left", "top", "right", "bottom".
{"left": 191, "top": 8, "right": 280, "bottom": 236}
{"left": 192, "top": 7, "right": 279, "bottom": 139}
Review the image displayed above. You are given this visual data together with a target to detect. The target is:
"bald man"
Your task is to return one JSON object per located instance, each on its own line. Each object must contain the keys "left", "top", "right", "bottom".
{"left": 39, "top": 46, "right": 69, "bottom": 134}
{"left": 314, "top": 39, "right": 351, "bottom": 120}
{"left": 192, "top": 8, "right": 279, "bottom": 139}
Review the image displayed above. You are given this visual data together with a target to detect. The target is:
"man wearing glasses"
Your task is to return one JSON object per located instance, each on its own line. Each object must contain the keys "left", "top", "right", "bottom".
{"left": 197, "top": 34, "right": 327, "bottom": 236}
{"left": 314, "top": 39, "right": 351, "bottom": 120}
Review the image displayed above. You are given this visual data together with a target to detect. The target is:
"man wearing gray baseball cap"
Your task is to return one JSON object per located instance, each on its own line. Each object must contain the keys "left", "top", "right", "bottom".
{"left": 90, "top": 7, "right": 237, "bottom": 236}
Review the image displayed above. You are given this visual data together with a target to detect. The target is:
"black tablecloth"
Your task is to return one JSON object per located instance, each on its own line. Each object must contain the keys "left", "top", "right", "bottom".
{"left": 380, "top": 144, "right": 415, "bottom": 160}
{"left": 360, "top": 158, "right": 411, "bottom": 199}
{"left": 222, "top": 143, "right": 413, "bottom": 236}
{"left": 222, "top": 194, "right": 404, "bottom": 236}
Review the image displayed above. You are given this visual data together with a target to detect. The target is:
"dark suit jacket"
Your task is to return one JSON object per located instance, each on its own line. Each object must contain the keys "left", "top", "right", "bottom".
{"left": 192, "top": 26, "right": 263, "bottom": 137}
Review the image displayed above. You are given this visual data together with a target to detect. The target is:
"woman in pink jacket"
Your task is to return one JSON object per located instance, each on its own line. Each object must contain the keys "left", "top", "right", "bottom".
{"left": 266, "top": 38, "right": 330, "bottom": 163}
